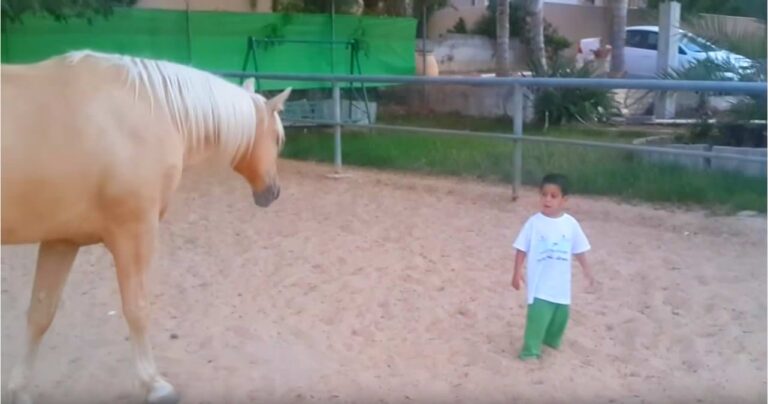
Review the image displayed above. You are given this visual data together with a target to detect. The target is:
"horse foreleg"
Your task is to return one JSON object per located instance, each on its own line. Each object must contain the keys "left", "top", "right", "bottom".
{"left": 8, "top": 241, "right": 79, "bottom": 404}
{"left": 106, "top": 221, "right": 178, "bottom": 404}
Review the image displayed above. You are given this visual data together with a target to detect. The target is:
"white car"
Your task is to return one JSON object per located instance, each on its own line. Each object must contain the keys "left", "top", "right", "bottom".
{"left": 577, "top": 25, "right": 752, "bottom": 79}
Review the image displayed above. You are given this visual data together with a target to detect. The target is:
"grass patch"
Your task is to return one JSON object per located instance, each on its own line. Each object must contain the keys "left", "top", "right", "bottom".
{"left": 283, "top": 125, "right": 766, "bottom": 213}
{"left": 377, "top": 111, "right": 671, "bottom": 143}
{"left": 284, "top": 129, "right": 515, "bottom": 180}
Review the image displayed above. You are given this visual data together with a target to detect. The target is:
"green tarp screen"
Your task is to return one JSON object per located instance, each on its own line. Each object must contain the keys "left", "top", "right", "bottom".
{"left": 1, "top": 8, "right": 417, "bottom": 90}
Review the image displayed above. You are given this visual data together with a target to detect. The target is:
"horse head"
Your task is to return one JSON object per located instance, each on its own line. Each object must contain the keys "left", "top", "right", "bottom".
{"left": 234, "top": 79, "right": 291, "bottom": 208}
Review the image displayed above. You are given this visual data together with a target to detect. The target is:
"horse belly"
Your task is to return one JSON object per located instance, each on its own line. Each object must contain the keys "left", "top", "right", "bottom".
{"left": 1, "top": 176, "right": 106, "bottom": 245}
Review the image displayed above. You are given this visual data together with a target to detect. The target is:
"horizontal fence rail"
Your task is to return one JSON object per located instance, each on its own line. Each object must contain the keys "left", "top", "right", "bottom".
{"left": 214, "top": 71, "right": 768, "bottom": 198}
{"left": 218, "top": 71, "right": 768, "bottom": 94}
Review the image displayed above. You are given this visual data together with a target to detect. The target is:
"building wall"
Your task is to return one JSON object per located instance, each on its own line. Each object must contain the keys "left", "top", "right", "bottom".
{"left": 540, "top": 3, "right": 612, "bottom": 56}
{"left": 429, "top": 2, "right": 641, "bottom": 58}
{"left": 426, "top": 3, "right": 656, "bottom": 74}
{"left": 431, "top": 2, "right": 652, "bottom": 56}
{"left": 429, "top": 34, "right": 528, "bottom": 73}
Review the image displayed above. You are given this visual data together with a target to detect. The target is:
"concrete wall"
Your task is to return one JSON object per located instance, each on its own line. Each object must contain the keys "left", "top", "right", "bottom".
{"left": 545, "top": 5, "right": 649, "bottom": 57}
{"left": 634, "top": 141, "right": 766, "bottom": 177}
{"left": 539, "top": 3, "right": 611, "bottom": 57}
{"left": 135, "top": 0, "right": 272, "bottom": 13}
{"left": 428, "top": 34, "right": 527, "bottom": 73}
{"left": 637, "top": 144, "right": 712, "bottom": 171}
{"left": 711, "top": 146, "right": 767, "bottom": 177}
{"left": 380, "top": 84, "right": 535, "bottom": 122}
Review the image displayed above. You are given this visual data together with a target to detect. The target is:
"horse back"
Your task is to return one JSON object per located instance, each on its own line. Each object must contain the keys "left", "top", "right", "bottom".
{"left": 1, "top": 55, "right": 183, "bottom": 245}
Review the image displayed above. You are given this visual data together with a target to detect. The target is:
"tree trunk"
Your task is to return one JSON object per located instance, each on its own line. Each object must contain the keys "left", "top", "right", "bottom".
{"left": 382, "top": 0, "right": 408, "bottom": 16}
{"left": 528, "top": 0, "right": 546, "bottom": 72}
{"left": 496, "top": 0, "right": 510, "bottom": 76}
{"left": 404, "top": 0, "right": 413, "bottom": 16}
{"left": 609, "top": 0, "right": 628, "bottom": 77}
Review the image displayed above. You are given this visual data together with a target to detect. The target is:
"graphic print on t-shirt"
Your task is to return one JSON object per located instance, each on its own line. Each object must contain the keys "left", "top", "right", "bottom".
{"left": 535, "top": 233, "right": 572, "bottom": 265}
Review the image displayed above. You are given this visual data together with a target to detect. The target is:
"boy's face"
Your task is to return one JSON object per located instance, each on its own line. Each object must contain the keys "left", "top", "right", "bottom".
{"left": 539, "top": 183, "right": 567, "bottom": 217}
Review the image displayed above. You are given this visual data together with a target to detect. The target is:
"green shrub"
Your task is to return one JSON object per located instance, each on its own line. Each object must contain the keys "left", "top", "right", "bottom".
{"left": 660, "top": 57, "right": 767, "bottom": 146}
{"left": 529, "top": 57, "right": 620, "bottom": 126}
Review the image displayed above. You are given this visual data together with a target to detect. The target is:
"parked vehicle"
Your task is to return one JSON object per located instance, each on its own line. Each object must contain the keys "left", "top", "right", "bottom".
{"left": 577, "top": 25, "right": 752, "bottom": 78}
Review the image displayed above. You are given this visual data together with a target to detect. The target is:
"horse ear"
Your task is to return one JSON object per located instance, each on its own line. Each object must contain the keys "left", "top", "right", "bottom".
{"left": 267, "top": 87, "right": 292, "bottom": 113}
{"left": 242, "top": 78, "right": 256, "bottom": 93}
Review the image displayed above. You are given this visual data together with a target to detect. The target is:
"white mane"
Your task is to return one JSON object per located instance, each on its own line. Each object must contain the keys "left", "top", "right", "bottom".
{"left": 63, "top": 50, "right": 265, "bottom": 163}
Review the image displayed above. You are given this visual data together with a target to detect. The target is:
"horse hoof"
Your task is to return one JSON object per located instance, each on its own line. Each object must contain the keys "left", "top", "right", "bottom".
{"left": 146, "top": 381, "right": 179, "bottom": 404}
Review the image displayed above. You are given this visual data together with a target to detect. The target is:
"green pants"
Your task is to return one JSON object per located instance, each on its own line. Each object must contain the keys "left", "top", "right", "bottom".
{"left": 519, "top": 298, "right": 570, "bottom": 360}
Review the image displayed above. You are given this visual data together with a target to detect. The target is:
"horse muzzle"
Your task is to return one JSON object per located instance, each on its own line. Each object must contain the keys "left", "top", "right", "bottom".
{"left": 252, "top": 183, "right": 280, "bottom": 207}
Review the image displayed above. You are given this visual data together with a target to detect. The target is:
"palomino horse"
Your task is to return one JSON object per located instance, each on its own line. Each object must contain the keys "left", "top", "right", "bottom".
{"left": 1, "top": 50, "right": 292, "bottom": 403}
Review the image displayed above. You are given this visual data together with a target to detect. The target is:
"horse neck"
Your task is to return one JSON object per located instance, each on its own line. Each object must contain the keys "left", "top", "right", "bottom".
{"left": 180, "top": 129, "right": 254, "bottom": 168}
{"left": 181, "top": 134, "right": 222, "bottom": 166}
{"left": 182, "top": 144, "right": 214, "bottom": 166}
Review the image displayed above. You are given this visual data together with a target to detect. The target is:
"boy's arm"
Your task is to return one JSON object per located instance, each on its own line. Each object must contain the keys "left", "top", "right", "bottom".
{"left": 511, "top": 249, "right": 526, "bottom": 290}
{"left": 572, "top": 219, "right": 594, "bottom": 289}
{"left": 574, "top": 253, "right": 595, "bottom": 287}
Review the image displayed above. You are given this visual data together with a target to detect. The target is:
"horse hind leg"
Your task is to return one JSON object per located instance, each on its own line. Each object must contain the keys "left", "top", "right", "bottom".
{"left": 8, "top": 241, "right": 79, "bottom": 404}
{"left": 105, "top": 219, "right": 178, "bottom": 404}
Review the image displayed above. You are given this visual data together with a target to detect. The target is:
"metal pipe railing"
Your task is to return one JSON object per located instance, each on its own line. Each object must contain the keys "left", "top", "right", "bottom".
{"left": 219, "top": 71, "right": 767, "bottom": 198}
{"left": 218, "top": 71, "right": 768, "bottom": 94}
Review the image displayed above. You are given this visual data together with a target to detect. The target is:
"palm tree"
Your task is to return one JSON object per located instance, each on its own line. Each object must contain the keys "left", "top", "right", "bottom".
{"left": 528, "top": 0, "right": 546, "bottom": 71}
{"left": 609, "top": 0, "right": 628, "bottom": 77}
{"left": 684, "top": 14, "right": 767, "bottom": 62}
{"left": 496, "top": 0, "right": 510, "bottom": 76}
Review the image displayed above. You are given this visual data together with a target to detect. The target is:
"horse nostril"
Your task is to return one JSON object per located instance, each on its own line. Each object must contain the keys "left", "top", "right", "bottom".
{"left": 274, "top": 186, "right": 280, "bottom": 199}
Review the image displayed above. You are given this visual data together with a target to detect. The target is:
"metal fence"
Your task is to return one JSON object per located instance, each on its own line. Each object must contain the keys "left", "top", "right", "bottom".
{"left": 217, "top": 71, "right": 767, "bottom": 199}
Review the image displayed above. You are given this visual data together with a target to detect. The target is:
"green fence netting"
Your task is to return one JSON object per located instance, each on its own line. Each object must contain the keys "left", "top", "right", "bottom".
{"left": 1, "top": 8, "right": 417, "bottom": 91}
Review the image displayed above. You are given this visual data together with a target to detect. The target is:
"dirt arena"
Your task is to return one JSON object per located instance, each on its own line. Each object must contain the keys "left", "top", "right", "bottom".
{"left": 2, "top": 160, "right": 766, "bottom": 404}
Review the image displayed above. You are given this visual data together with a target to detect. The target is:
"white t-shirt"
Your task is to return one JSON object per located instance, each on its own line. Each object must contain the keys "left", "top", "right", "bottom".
{"left": 513, "top": 212, "right": 591, "bottom": 305}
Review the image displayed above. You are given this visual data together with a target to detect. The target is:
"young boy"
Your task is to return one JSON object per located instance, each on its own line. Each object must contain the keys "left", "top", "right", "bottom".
{"left": 511, "top": 173, "right": 595, "bottom": 361}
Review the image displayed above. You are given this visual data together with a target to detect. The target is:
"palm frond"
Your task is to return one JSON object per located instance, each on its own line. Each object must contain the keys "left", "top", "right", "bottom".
{"left": 682, "top": 14, "right": 767, "bottom": 62}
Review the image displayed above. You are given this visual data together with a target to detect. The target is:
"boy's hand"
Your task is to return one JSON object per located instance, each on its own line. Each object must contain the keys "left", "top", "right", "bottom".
{"left": 511, "top": 274, "right": 524, "bottom": 290}
{"left": 574, "top": 253, "right": 595, "bottom": 294}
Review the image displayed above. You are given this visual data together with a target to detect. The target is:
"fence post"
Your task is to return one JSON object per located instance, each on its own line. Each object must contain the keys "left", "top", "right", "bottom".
{"left": 333, "top": 82, "right": 342, "bottom": 173}
{"left": 654, "top": 1, "right": 680, "bottom": 119}
{"left": 512, "top": 84, "right": 524, "bottom": 200}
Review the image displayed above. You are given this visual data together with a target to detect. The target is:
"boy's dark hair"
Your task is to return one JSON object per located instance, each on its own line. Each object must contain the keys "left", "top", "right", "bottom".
{"left": 540, "top": 173, "right": 570, "bottom": 196}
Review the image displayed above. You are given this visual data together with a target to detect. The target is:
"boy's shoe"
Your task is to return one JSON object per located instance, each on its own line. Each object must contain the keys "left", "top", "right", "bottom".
{"left": 518, "top": 352, "right": 540, "bottom": 361}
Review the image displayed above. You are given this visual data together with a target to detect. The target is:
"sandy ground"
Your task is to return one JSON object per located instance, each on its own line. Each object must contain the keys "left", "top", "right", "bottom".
{"left": 2, "top": 160, "right": 766, "bottom": 404}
